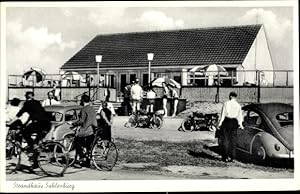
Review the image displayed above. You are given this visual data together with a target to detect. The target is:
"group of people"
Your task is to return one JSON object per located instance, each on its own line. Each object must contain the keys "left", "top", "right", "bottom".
{"left": 123, "top": 78, "right": 179, "bottom": 117}
{"left": 6, "top": 90, "right": 113, "bottom": 169}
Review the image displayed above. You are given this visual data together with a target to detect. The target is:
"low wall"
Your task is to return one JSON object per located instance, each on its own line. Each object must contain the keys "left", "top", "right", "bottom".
{"left": 7, "top": 86, "right": 293, "bottom": 104}
{"left": 181, "top": 86, "right": 293, "bottom": 103}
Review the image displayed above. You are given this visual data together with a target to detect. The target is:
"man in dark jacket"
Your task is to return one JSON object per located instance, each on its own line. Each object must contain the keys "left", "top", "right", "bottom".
{"left": 72, "top": 94, "right": 97, "bottom": 168}
{"left": 12, "top": 91, "right": 51, "bottom": 168}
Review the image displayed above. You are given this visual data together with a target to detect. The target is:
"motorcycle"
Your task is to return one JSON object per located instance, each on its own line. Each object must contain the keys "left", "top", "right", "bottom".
{"left": 125, "top": 109, "right": 164, "bottom": 129}
{"left": 181, "top": 112, "right": 218, "bottom": 132}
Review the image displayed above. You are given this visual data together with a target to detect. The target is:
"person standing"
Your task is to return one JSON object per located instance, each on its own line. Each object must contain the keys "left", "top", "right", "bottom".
{"left": 130, "top": 78, "right": 143, "bottom": 114}
{"left": 162, "top": 82, "right": 169, "bottom": 117}
{"left": 71, "top": 94, "right": 97, "bottom": 168}
{"left": 169, "top": 87, "right": 179, "bottom": 117}
{"left": 42, "top": 91, "right": 60, "bottom": 107}
{"left": 104, "top": 86, "right": 111, "bottom": 102}
{"left": 146, "top": 85, "right": 156, "bottom": 113}
{"left": 123, "top": 81, "right": 134, "bottom": 115}
{"left": 52, "top": 81, "right": 61, "bottom": 101}
{"left": 97, "top": 101, "right": 112, "bottom": 142}
{"left": 217, "top": 91, "right": 244, "bottom": 162}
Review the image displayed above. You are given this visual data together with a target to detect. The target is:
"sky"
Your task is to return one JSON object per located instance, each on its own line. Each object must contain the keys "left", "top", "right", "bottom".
{"left": 4, "top": 3, "right": 294, "bottom": 75}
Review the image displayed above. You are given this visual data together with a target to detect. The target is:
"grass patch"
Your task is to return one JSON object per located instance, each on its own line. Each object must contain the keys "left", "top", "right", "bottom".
{"left": 114, "top": 138, "right": 294, "bottom": 173}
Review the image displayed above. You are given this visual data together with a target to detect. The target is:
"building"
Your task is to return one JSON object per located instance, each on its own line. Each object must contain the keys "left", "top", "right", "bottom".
{"left": 61, "top": 24, "right": 274, "bottom": 92}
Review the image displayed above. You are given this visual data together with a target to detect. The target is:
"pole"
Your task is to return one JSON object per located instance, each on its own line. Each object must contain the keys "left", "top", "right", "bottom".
{"left": 97, "top": 62, "right": 100, "bottom": 100}
{"left": 148, "top": 61, "right": 151, "bottom": 85}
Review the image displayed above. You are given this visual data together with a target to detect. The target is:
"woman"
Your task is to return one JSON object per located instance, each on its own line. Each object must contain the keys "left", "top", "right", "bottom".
{"left": 97, "top": 101, "right": 112, "bottom": 142}
{"left": 169, "top": 87, "right": 179, "bottom": 117}
{"left": 162, "top": 82, "right": 169, "bottom": 117}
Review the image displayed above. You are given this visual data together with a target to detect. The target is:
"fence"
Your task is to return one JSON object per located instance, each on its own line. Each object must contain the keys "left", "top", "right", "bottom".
{"left": 8, "top": 70, "right": 294, "bottom": 88}
{"left": 7, "top": 87, "right": 117, "bottom": 103}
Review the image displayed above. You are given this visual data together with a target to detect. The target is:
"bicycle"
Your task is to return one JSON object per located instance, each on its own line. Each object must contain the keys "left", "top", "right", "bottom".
{"left": 6, "top": 124, "right": 69, "bottom": 177}
{"left": 54, "top": 124, "right": 118, "bottom": 171}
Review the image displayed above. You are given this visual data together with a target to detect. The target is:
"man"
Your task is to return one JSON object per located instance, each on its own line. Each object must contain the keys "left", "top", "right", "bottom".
{"left": 71, "top": 94, "right": 97, "bottom": 168}
{"left": 123, "top": 81, "right": 134, "bottom": 115}
{"left": 218, "top": 91, "right": 244, "bottom": 162}
{"left": 130, "top": 78, "right": 143, "bottom": 114}
{"left": 42, "top": 91, "right": 60, "bottom": 107}
{"left": 11, "top": 92, "right": 51, "bottom": 168}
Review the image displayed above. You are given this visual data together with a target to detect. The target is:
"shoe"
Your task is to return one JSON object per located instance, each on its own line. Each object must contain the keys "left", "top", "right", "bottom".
{"left": 31, "top": 162, "right": 39, "bottom": 169}
{"left": 72, "top": 163, "right": 82, "bottom": 169}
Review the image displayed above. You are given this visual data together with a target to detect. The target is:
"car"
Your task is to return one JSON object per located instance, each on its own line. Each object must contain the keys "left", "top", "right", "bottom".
{"left": 44, "top": 104, "right": 82, "bottom": 142}
{"left": 235, "top": 103, "right": 293, "bottom": 160}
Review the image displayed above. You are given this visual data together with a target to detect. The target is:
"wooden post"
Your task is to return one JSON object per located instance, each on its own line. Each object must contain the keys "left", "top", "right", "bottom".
{"left": 286, "top": 71, "right": 289, "bottom": 86}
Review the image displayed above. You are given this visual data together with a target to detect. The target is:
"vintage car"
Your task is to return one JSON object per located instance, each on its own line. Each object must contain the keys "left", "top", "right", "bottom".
{"left": 44, "top": 104, "right": 82, "bottom": 142}
{"left": 236, "top": 103, "right": 293, "bottom": 160}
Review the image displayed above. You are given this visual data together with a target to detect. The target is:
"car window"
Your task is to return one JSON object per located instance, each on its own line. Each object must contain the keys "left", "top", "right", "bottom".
{"left": 247, "top": 111, "right": 261, "bottom": 126}
{"left": 65, "top": 109, "right": 77, "bottom": 121}
{"left": 276, "top": 112, "right": 293, "bottom": 127}
{"left": 75, "top": 109, "right": 81, "bottom": 118}
{"left": 47, "top": 111, "right": 63, "bottom": 122}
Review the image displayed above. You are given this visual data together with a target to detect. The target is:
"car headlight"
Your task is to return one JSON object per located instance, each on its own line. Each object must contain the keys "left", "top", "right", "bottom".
{"left": 275, "top": 144, "right": 281, "bottom": 151}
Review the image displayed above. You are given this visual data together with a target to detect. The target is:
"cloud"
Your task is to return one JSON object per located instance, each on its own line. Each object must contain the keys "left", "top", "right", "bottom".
{"left": 135, "top": 11, "right": 184, "bottom": 30}
{"left": 238, "top": 8, "right": 292, "bottom": 44}
{"left": 87, "top": 8, "right": 126, "bottom": 27}
{"left": 6, "top": 20, "right": 77, "bottom": 74}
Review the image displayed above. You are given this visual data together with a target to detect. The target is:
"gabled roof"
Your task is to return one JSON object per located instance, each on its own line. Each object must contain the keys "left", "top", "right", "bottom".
{"left": 61, "top": 24, "right": 262, "bottom": 70}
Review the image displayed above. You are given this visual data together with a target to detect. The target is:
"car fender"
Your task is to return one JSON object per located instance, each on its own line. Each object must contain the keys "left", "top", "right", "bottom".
{"left": 52, "top": 123, "right": 74, "bottom": 141}
{"left": 250, "top": 132, "right": 288, "bottom": 158}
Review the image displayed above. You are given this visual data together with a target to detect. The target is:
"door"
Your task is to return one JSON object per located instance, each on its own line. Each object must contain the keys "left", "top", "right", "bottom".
{"left": 120, "top": 74, "right": 127, "bottom": 93}
{"left": 142, "top": 73, "right": 149, "bottom": 87}
{"left": 130, "top": 74, "right": 137, "bottom": 83}
{"left": 237, "top": 110, "right": 265, "bottom": 153}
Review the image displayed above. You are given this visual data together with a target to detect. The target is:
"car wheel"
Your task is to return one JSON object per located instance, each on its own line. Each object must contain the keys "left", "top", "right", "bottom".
{"left": 252, "top": 141, "right": 266, "bottom": 160}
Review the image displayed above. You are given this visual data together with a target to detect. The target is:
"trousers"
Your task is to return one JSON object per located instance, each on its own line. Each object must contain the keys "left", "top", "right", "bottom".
{"left": 220, "top": 117, "right": 238, "bottom": 161}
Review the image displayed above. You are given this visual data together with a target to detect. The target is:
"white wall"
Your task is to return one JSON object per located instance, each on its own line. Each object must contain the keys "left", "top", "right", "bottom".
{"left": 238, "top": 26, "right": 274, "bottom": 85}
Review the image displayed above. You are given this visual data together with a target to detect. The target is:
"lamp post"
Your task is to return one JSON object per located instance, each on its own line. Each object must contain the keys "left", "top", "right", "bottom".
{"left": 147, "top": 53, "right": 154, "bottom": 85}
{"left": 95, "top": 55, "right": 102, "bottom": 100}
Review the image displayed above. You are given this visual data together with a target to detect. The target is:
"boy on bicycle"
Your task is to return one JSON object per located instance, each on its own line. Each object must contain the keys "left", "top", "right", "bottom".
{"left": 71, "top": 94, "right": 97, "bottom": 168}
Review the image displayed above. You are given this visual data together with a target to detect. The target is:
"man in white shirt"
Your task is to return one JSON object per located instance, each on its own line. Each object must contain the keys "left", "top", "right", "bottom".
{"left": 42, "top": 91, "right": 60, "bottom": 107}
{"left": 218, "top": 91, "right": 243, "bottom": 162}
{"left": 130, "top": 79, "right": 143, "bottom": 113}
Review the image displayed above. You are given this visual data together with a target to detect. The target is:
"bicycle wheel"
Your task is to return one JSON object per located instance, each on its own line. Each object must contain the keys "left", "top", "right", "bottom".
{"left": 6, "top": 139, "right": 21, "bottom": 174}
{"left": 181, "top": 119, "right": 194, "bottom": 132}
{"left": 91, "top": 140, "right": 118, "bottom": 171}
{"left": 38, "top": 141, "right": 68, "bottom": 177}
{"left": 150, "top": 116, "right": 163, "bottom": 129}
{"left": 54, "top": 134, "right": 76, "bottom": 167}
{"left": 124, "top": 116, "right": 137, "bottom": 128}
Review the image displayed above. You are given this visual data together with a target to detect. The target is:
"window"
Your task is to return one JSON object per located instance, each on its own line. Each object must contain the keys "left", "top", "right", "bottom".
{"left": 47, "top": 112, "right": 63, "bottom": 122}
{"left": 65, "top": 110, "right": 77, "bottom": 121}
{"left": 246, "top": 111, "right": 261, "bottom": 126}
{"left": 276, "top": 112, "right": 293, "bottom": 127}
{"left": 173, "top": 75, "right": 181, "bottom": 85}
